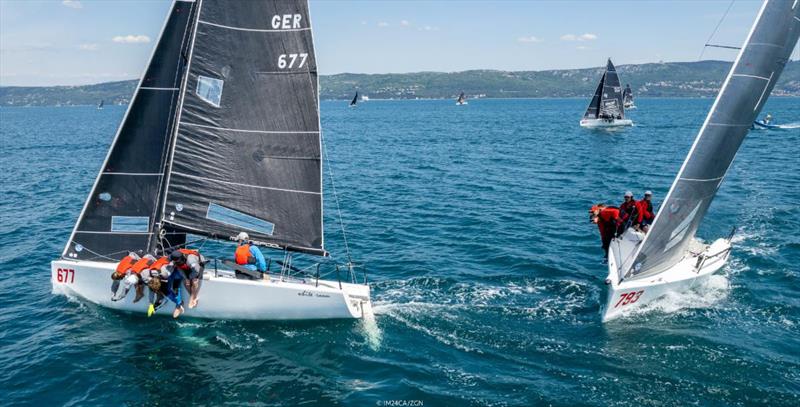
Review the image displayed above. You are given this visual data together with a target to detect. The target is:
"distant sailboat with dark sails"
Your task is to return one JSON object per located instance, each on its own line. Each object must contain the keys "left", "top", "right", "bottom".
{"left": 350, "top": 91, "right": 358, "bottom": 107}
{"left": 623, "top": 84, "right": 636, "bottom": 109}
{"left": 601, "top": 0, "right": 799, "bottom": 321}
{"left": 97, "top": 100, "right": 104, "bottom": 110}
{"left": 580, "top": 59, "right": 632, "bottom": 128}
{"left": 456, "top": 91, "right": 467, "bottom": 105}
{"left": 52, "top": 0, "right": 371, "bottom": 320}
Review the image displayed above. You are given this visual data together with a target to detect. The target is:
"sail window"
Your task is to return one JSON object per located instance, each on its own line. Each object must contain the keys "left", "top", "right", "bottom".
{"left": 99, "top": 192, "right": 111, "bottom": 201}
{"left": 111, "top": 216, "right": 149, "bottom": 232}
{"left": 206, "top": 203, "right": 274, "bottom": 235}
{"left": 196, "top": 75, "right": 223, "bottom": 107}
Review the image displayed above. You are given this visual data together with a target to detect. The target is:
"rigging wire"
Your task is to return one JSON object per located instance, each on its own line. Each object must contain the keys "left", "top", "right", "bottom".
{"left": 699, "top": 0, "right": 737, "bottom": 60}
{"left": 322, "top": 135, "right": 354, "bottom": 265}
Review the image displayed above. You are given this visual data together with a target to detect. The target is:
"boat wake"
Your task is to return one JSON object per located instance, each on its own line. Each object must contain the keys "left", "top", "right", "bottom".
{"left": 618, "top": 274, "right": 731, "bottom": 321}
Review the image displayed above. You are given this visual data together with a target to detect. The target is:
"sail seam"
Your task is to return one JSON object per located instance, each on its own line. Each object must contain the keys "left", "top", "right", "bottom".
{"left": 140, "top": 87, "right": 180, "bottom": 90}
{"left": 753, "top": 71, "right": 774, "bottom": 111}
{"left": 171, "top": 171, "right": 321, "bottom": 195}
{"left": 75, "top": 231, "right": 154, "bottom": 235}
{"left": 102, "top": 172, "right": 162, "bottom": 176}
{"left": 731, "top": 73, "right": 770, "bottom": 81}
{"left": 199, "top": 20, "right": 311, "bottom": 32}
{"left": 679, "top": 176, "right": 724, "bottom": 182}
{"left": 707, "top": 122, "right": 750, "bottom": 127}
{"left": 179, "top": 121, "right": 319, "bottom": 134}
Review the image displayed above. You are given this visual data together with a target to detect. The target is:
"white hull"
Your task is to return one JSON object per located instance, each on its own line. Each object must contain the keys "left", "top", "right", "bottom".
{"left": 456, "top": 101, "right": 468, "bottom": 106}
{"left": 624, "top": 104, "right": 636, "bottom": 110}
{"left": 602, "top": 231, "right": 731, "bottom": 322}
{"left": 51, "top": 259, "right": 371, "bottom": 321}
{"left": 580, "top": 118, "right": 633, "bottom": 128}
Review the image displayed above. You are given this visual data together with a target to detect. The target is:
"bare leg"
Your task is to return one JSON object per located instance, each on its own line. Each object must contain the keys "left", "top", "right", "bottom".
{"left": 188, "top": 279, "right": 201, "bottom": 308}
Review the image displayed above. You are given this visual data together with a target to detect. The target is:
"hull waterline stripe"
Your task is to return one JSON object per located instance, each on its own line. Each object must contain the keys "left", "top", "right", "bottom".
{"left": 179, "top": 121, "right": 319, "bottom": 134}
{"left": 199, "top": 20, "right": 312, "bottom": 33}
{"left": 171, "top": 171, "right": 321, "bottom": 195}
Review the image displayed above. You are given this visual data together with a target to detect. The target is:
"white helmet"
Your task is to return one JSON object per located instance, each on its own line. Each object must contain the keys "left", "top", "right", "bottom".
{"left": 624, "top": 191, "right": 633, "bottom": 198}
{"left": 236, "top": 232, "right": 249, "bottom": 242}
{"left": 644, "top": 190, "right": 652, "bottom": 196}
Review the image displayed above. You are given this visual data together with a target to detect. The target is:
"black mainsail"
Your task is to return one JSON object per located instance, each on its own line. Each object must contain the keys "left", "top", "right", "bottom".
{"left": 583, "top": 59, "right": 625, "bottom": 119}
{"left": 457, "top": 92, "right": 466, "bottom": 104}
{"left": 623, "top": 84, "right": 633, "bottom": 106}
{"left": 350, "top": 92, "right": 358, "bottom": 106}
{"left": 626, "top": 0, "right": 800, "bottom": 279}
{"left": 161, "top": 0, "right": 326, "bottom": 256}
{"left": 63, "top": 0, "right": 197, "bottom": 261}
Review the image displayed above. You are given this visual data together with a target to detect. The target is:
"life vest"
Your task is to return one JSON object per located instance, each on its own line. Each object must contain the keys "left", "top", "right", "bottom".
{"left": 174, "top": 248, "right": 201, "bottom": 270}
{"left": 131, "top": 255, "right": 170, "bottom": 273}
{"left": 115, "top": 254, "right": 139, "bottom": 274}
{"left": 234, "top": 244, "right": 255, "bottom": 265}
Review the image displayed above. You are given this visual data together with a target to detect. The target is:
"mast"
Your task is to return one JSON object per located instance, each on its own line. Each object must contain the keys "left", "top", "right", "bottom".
{"left": 159, "top": 0, "right": 327, "bottom": 257}
{"left": 625, "top": 0, "right": 800, "bottom": 279}
{"left": 62, "top": 0, "right": 198, "bottom": 261}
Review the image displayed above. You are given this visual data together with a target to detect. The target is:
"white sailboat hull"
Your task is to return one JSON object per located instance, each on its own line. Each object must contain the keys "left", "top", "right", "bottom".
{"left": 51, "top": 259, "right": 371, "bottom": 321}
{"left": 602, "top": 234, "right": 731, "bottom": 322}
{"left": 580, "top": 118, "right": 633, "bottom": 128}
{"left": 456, "top": 101, "right": 468, "bottom": 106}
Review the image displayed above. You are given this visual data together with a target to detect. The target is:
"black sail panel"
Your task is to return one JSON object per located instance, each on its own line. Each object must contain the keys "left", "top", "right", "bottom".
{"left": 351, "top": 92, "right": 358, "bottom": 106}
{"left": 583, "top": 74, "right": 604, "bottom": 119}
{"left": 63, "top": 1, "right": 196, "bottom": 261}
{"left": 628, "top": 0, "right": 800, "bottom": 278}
{"left": 600, "top": 59, "right": 624, "bottom": 119}
{"left": 163, "top": 0, "right": 325, "bottom": 256}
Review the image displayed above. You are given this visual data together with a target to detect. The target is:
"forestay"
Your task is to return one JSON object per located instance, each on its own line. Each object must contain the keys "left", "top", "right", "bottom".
{"left": 161, "top": 0, "right": 326, "bottom": 256}
{"left": 627, "top": 0, "right": 800, "bottom": 279}
{"left": 63, "top": 1, "right": 197, "bottom": 261}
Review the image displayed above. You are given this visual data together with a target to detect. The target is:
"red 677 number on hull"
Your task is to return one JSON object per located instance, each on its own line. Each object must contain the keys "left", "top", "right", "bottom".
{"left": 614, "top": 290, "right": 644, "bottom": 308}
{"left": 56, "top": 268, "right": 75, "bottom": 284}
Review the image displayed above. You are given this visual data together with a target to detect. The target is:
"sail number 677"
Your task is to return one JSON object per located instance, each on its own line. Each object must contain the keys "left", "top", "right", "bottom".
{"left": 614, "top": 290, "right": 644, "bottom": 308}
{"left": 278, "top": 53, "right": 308, "bottom": 69}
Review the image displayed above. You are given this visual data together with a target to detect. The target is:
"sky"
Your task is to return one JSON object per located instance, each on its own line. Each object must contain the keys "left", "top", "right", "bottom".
{"left": 1, "top": 0, "right": 798, "bottom": 86}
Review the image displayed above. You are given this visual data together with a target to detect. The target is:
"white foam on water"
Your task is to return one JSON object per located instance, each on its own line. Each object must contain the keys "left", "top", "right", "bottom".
{"left": 623, "top": 274, "right": 731, "bottom": 319}
{"left": 357, "top": 303, "right": 383, "bottom": 351}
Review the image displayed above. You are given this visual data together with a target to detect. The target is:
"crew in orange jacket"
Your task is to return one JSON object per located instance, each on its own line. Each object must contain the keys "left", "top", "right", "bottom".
{"left": 635, "top": 191, "right": 655, "bottom": 232}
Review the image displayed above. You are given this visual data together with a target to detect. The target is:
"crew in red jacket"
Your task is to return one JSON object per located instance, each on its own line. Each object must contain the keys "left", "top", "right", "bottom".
{"left": 619, "top": 191, "right": 637, "bottom": 227}
{"left": 636, "top": 191, "right": 655, "bottom": 232}
{"left": 590, "top": 204, "right": 622, "bottom": 258}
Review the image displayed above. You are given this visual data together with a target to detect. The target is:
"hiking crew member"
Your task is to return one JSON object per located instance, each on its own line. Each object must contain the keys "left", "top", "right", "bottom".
{"left": 111, "top": 251, "right": 141, "bottom": 302}
{"left": 138, "top": 255, "right": 171, "bottom": 317}
{"left": 619, "top": 191, "right": 637, "bottom": 229}
{"left": 636, "top": 191, "right": 655, "bottom": 232}
{"left": 168, "top": 249, "right": 205, "bottom": 317}
{"left": 234, "top": 232, "right": 267, "bottom": 274}
{"left": 590, "top": 204, "right": 622, "bottom": 259}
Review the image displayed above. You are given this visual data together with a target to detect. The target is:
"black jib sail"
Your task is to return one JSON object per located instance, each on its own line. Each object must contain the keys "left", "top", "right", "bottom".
{"left": 627, "top": 0, "right": 800, "bottom": 279}
{"left": 63, "top": 0, "right": 197, "bottom": 261}
{"left": 583, "top": 74, "right": 604, "bottom": 119}
{"left": 161, "top": 0, "right": 326, "bottom": 256}
{"left": 350, "top": 92, "right": 358, "bottom": 106}
{"left": 457, "top": 92, "right": 466, "bottom": 104}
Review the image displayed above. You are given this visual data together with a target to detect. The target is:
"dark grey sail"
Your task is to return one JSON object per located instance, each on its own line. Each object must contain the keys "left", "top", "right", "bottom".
{"left": 627, "top": 0, "right": 800, "bottom": 279}
{"left": 350, "top": 92, "right": 358, "bottom": 106}
{"left": 63, "top": 0, "right": 197, "bottom": 261}
{"left": 583, "top": 74, "right": 605, "bottom": 119}
{"left": 161, "top": 0, "right": 326, "bottom": 256}
{"left": 599, "top": 59, "right": 624, "bottom": 119}
{"left": 457, "top": 92, "right": 466, "bottom": 104}
{"left": 97, "top": 99, "right": 104, "bottom": 109}
{"left": 623, "top": 84, "right": 633, "bottom": 105}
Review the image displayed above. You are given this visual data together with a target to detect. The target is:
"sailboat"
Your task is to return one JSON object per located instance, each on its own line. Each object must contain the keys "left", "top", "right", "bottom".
{"left": 623, "top": 84, "right": 636, "bottom": 109}
{"left": 51, "top": 0, "right": 371, "bottom": 321}
{"left": 579, "top": 59, "right": 632, "bottom": 128}
{"left": 350, "top": 91, "right": 358, "bottom": 107}
{"left": 97, "top": 99, "right": 104, "bottom": 110}
{"left": 360, "top": 94, "right": 370, "bottom": 102}
{"left": 456, "top": 91, "right": 467, "bottom": 105}
{"left": 602, "top": 0, "right": 799, "bottom": 322}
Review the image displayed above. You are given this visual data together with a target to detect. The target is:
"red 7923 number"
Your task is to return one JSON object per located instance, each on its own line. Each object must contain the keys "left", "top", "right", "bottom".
{"left": 56, "top": 268, "right": 75, "bottom": 284}
{"left": 614, "top": 290, "right": 644, "bottom": 308}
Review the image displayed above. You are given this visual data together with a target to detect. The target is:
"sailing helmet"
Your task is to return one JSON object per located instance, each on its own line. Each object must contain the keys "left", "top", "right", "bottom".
{"left": 624, "top": 191, "right": 633, "bottom": 198}
{"left": 236, "top": 232, "right": 249, "bottom": 242}
{"left": 644, "top": 190, "right": 652, "bottom": 196}
{"left": 169, "top": 250, "right": 185, "bottom": 262}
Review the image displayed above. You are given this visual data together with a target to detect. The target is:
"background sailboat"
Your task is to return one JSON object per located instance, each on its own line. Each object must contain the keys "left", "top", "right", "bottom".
{"left": 580, "top": 59, "right": 632, "bottom": 128}
{"left": 51, "top": 0, "right": 370, "bottom": 320}
{"left": 456, "top": 91, "right": 467, "bottom": 105}
{"left": 350, "top": 91, "right": 358, "bottom": 107}
{"left": 623, "top": 84, "right": 635, "bottom": 109}
{"left": 97, "top": 99, "right": 104, "bottom": 110}
{"left": 602, "top": 0, "right": 800, "bottom": 321}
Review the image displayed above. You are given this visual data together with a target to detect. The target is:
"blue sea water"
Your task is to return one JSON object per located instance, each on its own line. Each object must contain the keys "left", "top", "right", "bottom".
{"left": 0, "top": 98, "right": 799, "bottom": 406}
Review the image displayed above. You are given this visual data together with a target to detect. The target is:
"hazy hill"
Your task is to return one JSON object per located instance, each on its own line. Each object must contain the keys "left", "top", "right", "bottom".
{"left": 1, "top": 60, "right": 798, "bottom": 106}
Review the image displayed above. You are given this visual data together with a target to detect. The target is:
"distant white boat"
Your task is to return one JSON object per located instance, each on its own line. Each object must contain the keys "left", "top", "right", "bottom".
{"left": 580, "top": 59, "right": 633, "bottom": 128}
{"left": 360, "top": 94, "right": 369, "bottom": 102}
{"left": 601, "top": 0, "right": 799, "bottom": 322}
{"left": 456, "top": 91, "right": 467, "bottom": 105}
{"left": 52, "top": 0, "right": 371, "bottom": 321}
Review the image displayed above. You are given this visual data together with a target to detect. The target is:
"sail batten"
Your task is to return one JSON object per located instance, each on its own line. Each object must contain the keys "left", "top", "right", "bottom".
{"left": 160, "top": 0, "right": 325, "bottom": 256}
{"left": 627, "top": 0, "right": 800, "bottom": 279}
